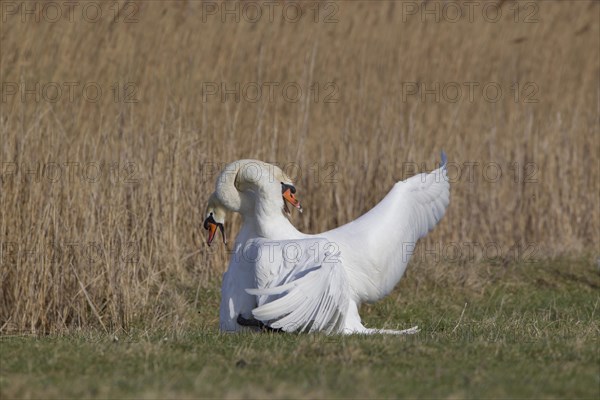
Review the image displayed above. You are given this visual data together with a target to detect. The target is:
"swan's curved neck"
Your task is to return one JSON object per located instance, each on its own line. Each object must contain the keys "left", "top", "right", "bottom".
{"left": 239, "top": 192, "right": 299, "bottom": 239}
{"left": 215, "top": 167, "right": 243, "bottom": 212}
{"left": 216, "top": 159, "right": 301, "bottom": 240}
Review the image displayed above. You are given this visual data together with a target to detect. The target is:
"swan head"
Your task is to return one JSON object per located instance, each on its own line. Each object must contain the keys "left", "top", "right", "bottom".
{"left": 232, "top": 160, "right": 302, "bottom": 215}
{"left": 203, "top": 193, "right": 227, "bottom": 246}
{"left": 281, "top": 181, "right": 302, "bottom": 215}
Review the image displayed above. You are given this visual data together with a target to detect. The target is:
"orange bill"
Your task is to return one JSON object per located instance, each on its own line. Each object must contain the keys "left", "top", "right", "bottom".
{"left": 204, "top": 216, "right": 226, "bottom": 246}
{"left": 282, "top": 185, "right": 302, "bottom": 213}
{"left": 206, "top": 221, "right": 218, "bottom": 246}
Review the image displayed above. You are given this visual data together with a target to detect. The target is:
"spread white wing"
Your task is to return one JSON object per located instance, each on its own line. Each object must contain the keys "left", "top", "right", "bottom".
{"left": 324, "top": 153, "right": 450, "bottom": 302}
{"left": 244, "top": 238, "right": 350, "bottom": 334}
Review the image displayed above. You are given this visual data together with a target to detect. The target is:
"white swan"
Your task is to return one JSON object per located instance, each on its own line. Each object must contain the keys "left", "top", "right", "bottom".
{"left": 203, "top": 160, "right": 302, "bottom": 331}
{"left": 206, "top": 154, "right": 449, "bottom": 334}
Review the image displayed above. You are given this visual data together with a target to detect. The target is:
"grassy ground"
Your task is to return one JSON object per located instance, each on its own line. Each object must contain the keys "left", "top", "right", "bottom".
{"left": 2, "top": 258, "right": 598, "bottom": 399}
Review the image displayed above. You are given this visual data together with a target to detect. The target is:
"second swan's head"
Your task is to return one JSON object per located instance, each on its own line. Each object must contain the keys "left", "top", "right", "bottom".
{"left": 204, "top": 193, "right": 227, "bottom": 246}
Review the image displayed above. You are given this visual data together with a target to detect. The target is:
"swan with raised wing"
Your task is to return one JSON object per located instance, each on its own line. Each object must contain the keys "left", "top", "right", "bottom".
{"left": 205, "top": 154, "right": 449, "bottom": 334}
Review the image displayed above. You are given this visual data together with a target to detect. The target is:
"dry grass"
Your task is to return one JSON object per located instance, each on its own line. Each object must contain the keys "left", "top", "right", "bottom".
{"left": 0, "top": 1, "right": 598, "bottom": 333}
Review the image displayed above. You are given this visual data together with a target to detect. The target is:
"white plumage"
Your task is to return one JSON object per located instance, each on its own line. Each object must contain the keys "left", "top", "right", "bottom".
{"left": 246, "top": 237, "right": 349, "bottom": 334}
{"left": 206, "top": 154, "right": 450, "bottom": 334}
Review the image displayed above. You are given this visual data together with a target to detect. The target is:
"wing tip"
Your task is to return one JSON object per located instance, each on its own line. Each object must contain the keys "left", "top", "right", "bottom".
{"left": 439, "top": 151, "right": 448, "bottom": 169}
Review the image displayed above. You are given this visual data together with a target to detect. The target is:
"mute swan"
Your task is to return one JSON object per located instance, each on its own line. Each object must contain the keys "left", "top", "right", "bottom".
{"left": 205, "top": 154, "right": 450, "bottom": 334}
{"left": 203, "top": 160, "right": 302, "bottom": 331}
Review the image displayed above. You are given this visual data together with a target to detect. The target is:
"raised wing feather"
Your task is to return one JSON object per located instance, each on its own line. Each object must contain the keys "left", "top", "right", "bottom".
{"left": 399, "top": 152, "right": 449, "bottom": 239}
{"left": 326, "top": 152, "right": 450, "bottom": 301}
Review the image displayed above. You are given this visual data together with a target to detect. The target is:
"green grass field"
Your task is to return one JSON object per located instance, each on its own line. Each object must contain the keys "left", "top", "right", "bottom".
{"left": 2, "top": 258, "right": 598, "bottom": 399}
